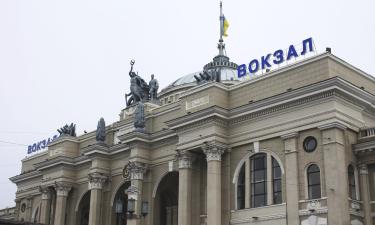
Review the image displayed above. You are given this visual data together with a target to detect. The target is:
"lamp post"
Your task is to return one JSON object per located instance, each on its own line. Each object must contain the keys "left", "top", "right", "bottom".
{"left": 115, "top": 198, "right": 123, "bottom": 225}
{"left": 127, "top": 198, "right": 135, "bottom": 216}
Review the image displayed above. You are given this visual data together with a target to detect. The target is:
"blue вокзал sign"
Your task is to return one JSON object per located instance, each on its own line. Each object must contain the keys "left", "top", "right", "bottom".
{"left": 237, "top": 37, "right": 315, "bottom": 78}
{"left": 27, "top": 135, "right": 58, "bottom": 154}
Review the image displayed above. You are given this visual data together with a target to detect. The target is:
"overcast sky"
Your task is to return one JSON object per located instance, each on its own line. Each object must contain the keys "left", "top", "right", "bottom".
{"left": 0, "top": 0, "right": 374, "bottom": 208}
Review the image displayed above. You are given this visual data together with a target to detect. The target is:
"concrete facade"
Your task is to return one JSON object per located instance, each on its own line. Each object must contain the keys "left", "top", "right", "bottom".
{"left": 8, "top": 52, "right": 375, "bottom": 225}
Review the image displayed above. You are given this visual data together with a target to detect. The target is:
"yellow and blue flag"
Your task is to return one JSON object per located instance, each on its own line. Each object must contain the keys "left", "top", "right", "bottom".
{"left": 222, "top": 15, "right": 229, "bottom": 37}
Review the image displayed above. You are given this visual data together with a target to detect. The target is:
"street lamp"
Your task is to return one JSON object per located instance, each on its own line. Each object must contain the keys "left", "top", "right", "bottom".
{"left": 115, "top": 198, "right": 123, "bottom": 225}
{"left": 127, "top": 198, "right": 135, "bottom": 214}
{"left": 141, "top": 201, "right": 149, "bottom": 217}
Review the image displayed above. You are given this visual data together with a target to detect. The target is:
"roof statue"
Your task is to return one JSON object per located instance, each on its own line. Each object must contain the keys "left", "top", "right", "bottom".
{"left": 125, "top": 60, "right": 150, "bottom": 106}
{"left": 134, "top": 101, "right": 145, "bottom": 132}
{"left": 149, "top": 74, "right": 159, "bottom": 103}
{"left": 194, "top": 69, "right": 221, "bottom": 84}
{"left": 57, "top": 123, "right": 76, "bottom": 137}
{"left": 96, "top": 117, "right": 106, "bottom": 142}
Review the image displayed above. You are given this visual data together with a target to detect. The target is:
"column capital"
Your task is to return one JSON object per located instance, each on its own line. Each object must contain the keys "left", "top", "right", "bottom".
{"left": 88, "top": 172, "right": 108, "bottom": 190}
{"left": 124, "top": 161, "right": 147, "bottom": 181}
{"left": 39, "top": 186, "right": 52, "bottom": 200}
{"left": 202, "top": 141, "right": 227, "bottom": 162}
{"left": 176, "top": 151, "right": 195, "bottom": 169}
{"left": 54, "top": 182, "right": 72, "bottom": 197}
{"left": 359, "top": 164, "right": 369, "bottom": 175}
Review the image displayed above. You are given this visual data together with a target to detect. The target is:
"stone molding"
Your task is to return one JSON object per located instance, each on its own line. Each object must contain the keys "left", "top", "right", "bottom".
{"left": 202, "top": 141, "right": 227, "bottom": 162}
{"left": 318, "top": 122, "right": 347, "bottom": 131}
{"left": 54, "top": 182, "right": 72, "bottom": 197}
{"left": 231, "top": 90, "right": 335, "bottom": 125}
{"left": 176, "top": 151, "right": 195, "bottom": 169}
{"left": 359, "top": 164, "right": 368, "bottom": 175}
{"left": 280, "top": 132, "right": 299, "bottom": 140}
{"left": 88, "top": 172, "right": 108, "bottom": 190}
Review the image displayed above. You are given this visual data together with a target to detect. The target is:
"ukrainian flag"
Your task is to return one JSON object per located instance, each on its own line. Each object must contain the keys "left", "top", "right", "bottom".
{"left": 222, "top": 15, "right": 229, "bottom": 37}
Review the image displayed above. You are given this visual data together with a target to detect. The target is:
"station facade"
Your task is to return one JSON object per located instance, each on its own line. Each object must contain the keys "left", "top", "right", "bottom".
{"left": 8, "top": 49, "right": 375, "bottom": 225}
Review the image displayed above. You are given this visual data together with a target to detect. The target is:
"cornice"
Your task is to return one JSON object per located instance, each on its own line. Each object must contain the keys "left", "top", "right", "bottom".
{"left": 353, "top": 139, "right": 375, "bottom": 154}
{"left": 34, "top": 155, "right": 91, "bottom": 171}
{"left": 166, "top": 106, "right": 229, "bottom": 130}
{"left": 9, "top": 170, "right": 42, "bottom": 184}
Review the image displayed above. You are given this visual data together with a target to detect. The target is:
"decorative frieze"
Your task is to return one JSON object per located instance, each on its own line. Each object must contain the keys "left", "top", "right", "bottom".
{"left": 88, "top": 172, "right": 108, "bottom": 190}
{"left": 202, "top": 141, "right": 227, "bottom": 161}
{"left": 123, "top": 161, "right": 147, "bottom": 181}
{"left": 54, "top": 182, "right": 72, "bottom": 197}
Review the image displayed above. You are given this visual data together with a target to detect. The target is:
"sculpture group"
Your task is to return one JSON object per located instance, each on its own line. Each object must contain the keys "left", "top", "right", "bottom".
{"left": 57, "top": 123, "right": 76, "bottom": 137}
{"left": 194, "top": 68, "right": 221, "bottom": 84}
{"left": 125, "top": 60, "right": 159, "bottom": 106}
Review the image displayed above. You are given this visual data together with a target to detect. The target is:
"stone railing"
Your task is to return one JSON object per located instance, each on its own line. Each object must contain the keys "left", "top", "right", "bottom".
{"left": 360, "top": 127, "right": 375, "bottom": 138}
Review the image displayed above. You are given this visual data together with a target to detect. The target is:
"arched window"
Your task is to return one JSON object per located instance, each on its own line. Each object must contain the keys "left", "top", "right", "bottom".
{"left": 251, "top": 153, "right": 267, "bottom": 208}
{"left": 272, "top": 158, "right": 282, "bottom": 204}
{"left": 307, "top": 164, "right": 321, "bottom": 199}
{"left": 348, "top": 165, "right": 356, "bottom": 200}
{"left": 237, "top": 165, "right": 245, "bottom": 209}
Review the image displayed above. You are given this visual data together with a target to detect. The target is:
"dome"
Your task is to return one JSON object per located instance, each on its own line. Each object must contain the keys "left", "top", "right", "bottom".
{"left": 161, "top": 67, "right": 239, "bottom": 94}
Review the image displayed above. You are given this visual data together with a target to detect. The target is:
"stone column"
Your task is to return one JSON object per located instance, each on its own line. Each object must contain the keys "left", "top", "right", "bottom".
{"left": 39, "top": 187, "right": 52, "bottom": 224}
{"left": 88, "top": 172, "right": 107, "bottom": 225}
{"left": 202, "top": 141, "right": 226, "bottom": 225}
{"left": 53, "top": 182, "right": 72, "bottom": 225}
{"left": 281, "top": 133, "right": 300, "bottom": 225}
{"left": 359, "top": 164, "right": 372, "bottom": 225}
{"left": 14, "top": 199, "right": 21, "bottom": 221}
{"left": 126, "top": 162, "right": 147, "bottom": 225}
{"left": 25, "top": 197, "right": 33, "bottom": 222}
{"left": 319, "top": 123, "right": 350, "bottom": 225}
{"left": 177, "top": 151, "right": 194, "bottom": 225}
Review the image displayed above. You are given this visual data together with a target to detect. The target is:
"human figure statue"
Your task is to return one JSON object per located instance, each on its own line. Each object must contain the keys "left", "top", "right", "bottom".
{"left": 134, "top": 101, "right": 145, "bottom": 132}
{"left": 96, "top": 117, "right": 106, "bottom": 142}
{"left": 126, "top": 60, "right": 150, "bottom": 106}
{"left": 149, "top": 74, "right": 159, "bottom": 102}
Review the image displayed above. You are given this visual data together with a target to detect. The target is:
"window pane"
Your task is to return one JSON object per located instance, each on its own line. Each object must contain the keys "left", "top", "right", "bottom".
{"left": 253, "top": 170, "right": 266, "bottom": 182}
{"left": 253, "top": 195, "right": 266, "bottom": 208}
{"left": 309, "top": 185, "right": 321, "bottom": 199}
{"left": 309, "top": 172, "right": 320, "bottom": 185}
{"left": 252, "top": 156, "right": 266, "bottom": 170}
{"left": 273, "top": 192, "right": 282, "bottom": 204}
{"left": 237, "top": 165, "right": 245, "bottom": 209}
{"left": 253, "top": 183, "right": 265, "bottom": 195}
{"left": 273, "top": 167, "right": 281, "bottom": 179}
{"left": 273, "top": 180, "right": 281, "bottom": 192}
{"left": 308, "top": 164, "right": 319, "bottom": 173}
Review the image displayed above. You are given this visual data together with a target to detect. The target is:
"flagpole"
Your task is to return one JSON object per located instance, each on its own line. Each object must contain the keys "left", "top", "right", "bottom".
{"left": 218, "top": 1, "right": 225, "bottom": 56}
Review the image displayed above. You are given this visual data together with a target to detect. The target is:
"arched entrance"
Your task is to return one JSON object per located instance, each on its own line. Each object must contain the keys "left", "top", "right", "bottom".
{"left": 112, "top": 182, "right": 130, "bottom": 225}
{"left": 154, "top": 172, "right": 179, "bottom": 225}
{"left": 76, "top": 191, "right": 90, "bottom": 225}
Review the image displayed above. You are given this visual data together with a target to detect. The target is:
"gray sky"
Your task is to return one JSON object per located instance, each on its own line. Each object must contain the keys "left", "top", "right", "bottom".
{"left": 0, "top": 0, "right": 374, "bottom": 208}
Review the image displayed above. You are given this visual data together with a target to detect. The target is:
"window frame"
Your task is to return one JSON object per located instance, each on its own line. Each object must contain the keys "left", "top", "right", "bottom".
{"left": 307, "top": 164, "right": 321, "bottom": 200}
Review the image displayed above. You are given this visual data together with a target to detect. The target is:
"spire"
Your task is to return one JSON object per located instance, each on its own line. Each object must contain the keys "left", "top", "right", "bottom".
{"left": 218, "top": 1, "right": 225, "bottom": 56}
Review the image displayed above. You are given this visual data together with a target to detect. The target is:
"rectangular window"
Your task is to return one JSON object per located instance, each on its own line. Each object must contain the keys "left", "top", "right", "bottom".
{"left": 251, "top": 154, "right": 267, "bottom": 208}
{"left": 272, "top": 158, "right": 282, "bottom": 204}
{"left": 237, "top": 165, "right": 245, "bottom": 209}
